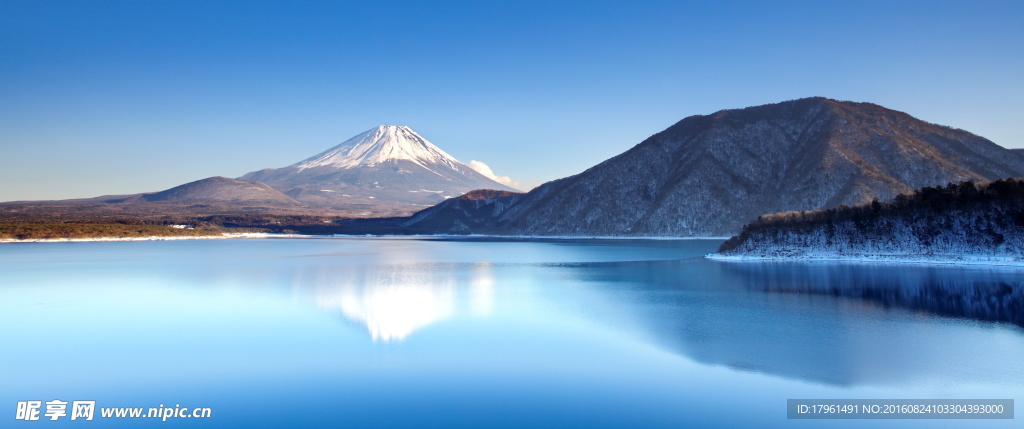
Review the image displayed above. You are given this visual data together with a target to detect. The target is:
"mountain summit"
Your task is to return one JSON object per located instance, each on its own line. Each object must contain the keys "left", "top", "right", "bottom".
{"left": 240, "top": 125, "right": 515, "bottom": 215}
{"left": 295, "top": 125, "right": 462, "bottom": 171}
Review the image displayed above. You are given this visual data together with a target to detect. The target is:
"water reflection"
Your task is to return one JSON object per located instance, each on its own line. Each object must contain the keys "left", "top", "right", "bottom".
{"left": 554, "top": 259, "right": 1024, "bottom": 386}
{"left": 293, "top": 262, "right": 496, "bottom": 341}
{"left": 258, "top": 239, "right": 1024, "bottom": 386}
{"left": 719, "top": 261, "right": 1024, "bottom": 327}
{"left": 281, "top": 246, "right": 1024, "bottom": 385}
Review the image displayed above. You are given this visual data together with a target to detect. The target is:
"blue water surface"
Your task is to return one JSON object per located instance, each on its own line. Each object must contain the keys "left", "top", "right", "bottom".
{"left": 1, "top": 237, "right": 1022, "bottom": 428}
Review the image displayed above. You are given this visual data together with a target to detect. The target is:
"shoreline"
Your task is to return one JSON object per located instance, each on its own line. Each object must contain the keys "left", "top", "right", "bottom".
{"left": 1, "top": 232, "right": 728, "bottom": 243}
{"left": 334, "top": 233, "right": 731, "bottom": 241}
{"left": 0, "top": 233, "right": 311, "bottom": 243}
{"left": 706, "top": 253, "right": 1024, "bottom": 268}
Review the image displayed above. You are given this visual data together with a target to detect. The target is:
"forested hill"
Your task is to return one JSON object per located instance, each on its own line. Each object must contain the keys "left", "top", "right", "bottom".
{"left": 714, "top": 178, "right": 1024, "bottom": 264}
{"left": 420, "top": 97, "right": 1024, "bottom": 237}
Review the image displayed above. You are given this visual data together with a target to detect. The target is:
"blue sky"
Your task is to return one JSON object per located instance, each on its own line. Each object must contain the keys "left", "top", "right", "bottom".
{"left": 2, "top": 0, "right": 1022, "bottom": 201}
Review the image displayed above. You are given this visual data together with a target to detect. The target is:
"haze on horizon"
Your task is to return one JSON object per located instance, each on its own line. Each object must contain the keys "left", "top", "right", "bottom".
{"left": 1, "top": 0, "right": 1022, "bottom": 202}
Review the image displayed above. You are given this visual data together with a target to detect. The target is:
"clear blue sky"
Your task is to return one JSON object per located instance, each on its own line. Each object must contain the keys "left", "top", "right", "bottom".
{"left": 2, "top": 0, "right": 1022, "bottom": 201}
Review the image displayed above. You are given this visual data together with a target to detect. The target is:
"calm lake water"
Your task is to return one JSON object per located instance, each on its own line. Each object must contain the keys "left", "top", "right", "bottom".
{"left": 1, "top": 237, "right": 1022, "bottom": 428}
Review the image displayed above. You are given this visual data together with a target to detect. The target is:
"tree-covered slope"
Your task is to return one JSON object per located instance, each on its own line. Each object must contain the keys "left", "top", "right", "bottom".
{"left": 715, "top": 178, "right": 1024, "bottom": 264}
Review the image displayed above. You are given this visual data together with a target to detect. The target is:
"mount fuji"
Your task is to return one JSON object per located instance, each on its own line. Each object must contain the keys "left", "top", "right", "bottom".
{"left": 239, "top": 125, "right": 517, "bottom": 215}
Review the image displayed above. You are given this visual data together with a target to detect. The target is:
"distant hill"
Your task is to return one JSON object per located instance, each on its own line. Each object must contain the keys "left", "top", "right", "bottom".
{"left": 106, "top": 176, "right": 302, "bottom": 205}
{"left": 409, "top": 97, "right": 1024, "bottom": 236}
{"left": 714, "top": 178, "right": 1024, "bottom": 265}
{"left": 402, "top": 189, "right": 525, "bottom": 232}
{"left": 1, "top": 176, "right": 300, "bottom": 207}
{"left": 0, "top": 177, "right": 319, "bottom": 222}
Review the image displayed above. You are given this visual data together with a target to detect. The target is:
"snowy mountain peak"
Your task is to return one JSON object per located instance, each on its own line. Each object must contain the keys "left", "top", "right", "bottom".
{"left": 294, "top": 125, "right": 461, "bottom": 171}
{"left": 238, "top": 124, "right": 518, "bottom": 214}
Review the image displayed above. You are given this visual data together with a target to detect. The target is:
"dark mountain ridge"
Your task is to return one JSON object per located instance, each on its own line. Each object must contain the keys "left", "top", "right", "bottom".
{"left": 406, "top": 97, "right": 1024, "bottom": 236}
{"left": 400, "top": 189, "right": 526, "bottom": 232}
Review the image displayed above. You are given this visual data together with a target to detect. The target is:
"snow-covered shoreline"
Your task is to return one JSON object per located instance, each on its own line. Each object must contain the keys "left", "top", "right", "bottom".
{"left": 706, "top": 252, "right": 1024, "bottom": 268}
{"left": 0, "top": 233, "right": 311, "bottom": 244}
{"left": 1, "top": 233, "right": 725, "bottom": 244}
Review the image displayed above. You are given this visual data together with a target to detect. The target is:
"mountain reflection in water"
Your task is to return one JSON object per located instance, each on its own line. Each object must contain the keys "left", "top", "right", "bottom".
{"left": 550, "top": 258, "right": 1024, "bottom": 386}
{"left": 283, "top": 247, "right": 1024, "bottom": 387}
{"left": 296, "top": 262, "right": 496, "bottom": 341}
{"left": 719, "top": 261, "right": 1024, "bottom": 327}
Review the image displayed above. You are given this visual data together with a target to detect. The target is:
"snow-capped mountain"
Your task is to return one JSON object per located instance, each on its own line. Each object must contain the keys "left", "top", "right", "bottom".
{"left": 295, "top": 125, "right": 463, "bottom": 171}
{"left": 240, "top": 125, "right": 516, "bottom": 215}
{"left": 404, "top": 97, "right": 1024, "bottom": 236}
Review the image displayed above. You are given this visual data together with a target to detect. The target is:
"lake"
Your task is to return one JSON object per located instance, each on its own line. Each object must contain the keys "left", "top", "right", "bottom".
{"left": 1, "top": 237, "right": 1022, "bottom": 428}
